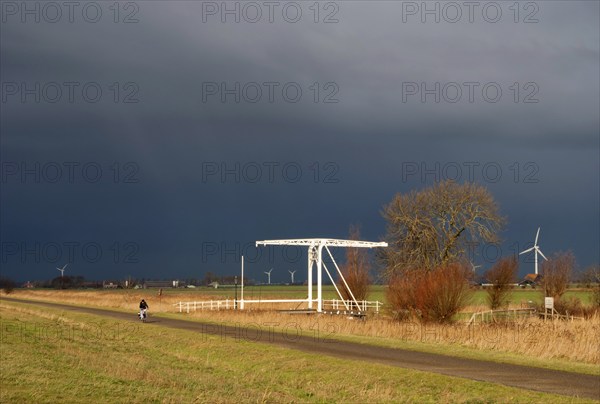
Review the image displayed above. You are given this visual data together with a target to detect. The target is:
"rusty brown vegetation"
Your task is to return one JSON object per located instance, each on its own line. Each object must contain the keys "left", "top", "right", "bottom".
{"left": 387, "top": 262, "right": 473, "bottom": 323}
{"left": 485, "top": 256, "right": 518, "bottom": 309}
{"left": 541, "top": 251, "right": 575, "bottom": 301}
{"left": 337, "top": 225, "right": 371, "bottom": 304}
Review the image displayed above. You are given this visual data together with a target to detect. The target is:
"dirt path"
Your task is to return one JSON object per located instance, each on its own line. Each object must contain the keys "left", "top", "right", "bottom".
{"left": 3, "top": 297, "right": 599, "bottom": 400}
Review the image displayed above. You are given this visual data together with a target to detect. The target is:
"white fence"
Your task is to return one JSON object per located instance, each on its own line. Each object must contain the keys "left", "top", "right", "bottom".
{"left": 174, "top": 299, "right": 383, "bottom": 314}
{"left": 322, "top": 299, "right": 382, "bottom": 313}
{"left": 175, "top": 299, "right": 237, "bottom": 313}
{"left": 467, "top": 308, "right": 536, "bottom": 324}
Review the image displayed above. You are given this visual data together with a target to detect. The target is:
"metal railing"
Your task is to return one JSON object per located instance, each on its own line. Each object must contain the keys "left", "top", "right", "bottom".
{"left": 321, "top": 299, "right": 382, "bottom": 313}
{"left": 174, "top": 298, "right": 383, "bottom": 314}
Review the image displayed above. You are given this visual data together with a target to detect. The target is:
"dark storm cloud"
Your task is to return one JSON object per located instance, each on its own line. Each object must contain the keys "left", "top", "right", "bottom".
{"left": 1, "top": 1, "right": 598, "bottom": 282}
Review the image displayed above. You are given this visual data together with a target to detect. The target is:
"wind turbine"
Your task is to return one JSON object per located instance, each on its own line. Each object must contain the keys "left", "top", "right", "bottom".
{"left": 519, "top": 227, "right": 548, "bottom": 275}
{"left": 57, "top": 264, "right": 68, "bottom": 278}
{"left": 264, "top": 268, "right": 273, "bottom": 285}
{"left": 470, "top": 261, "right": 482, "bottom": 273}
{"left": 288, "top": 270, "right": 296, "bottom": 284}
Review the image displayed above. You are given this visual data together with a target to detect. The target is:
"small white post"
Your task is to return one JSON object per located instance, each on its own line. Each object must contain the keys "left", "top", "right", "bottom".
{"left": 186, "top": 302, "right": 190, "bottom": 314}
{"left": 241, "top": 255, "right": 245, "bottom": 310}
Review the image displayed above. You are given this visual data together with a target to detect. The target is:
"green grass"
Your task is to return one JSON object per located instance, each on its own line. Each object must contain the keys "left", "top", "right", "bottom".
{"left": 1, "top": 300, "right": 594, "bottom": 403}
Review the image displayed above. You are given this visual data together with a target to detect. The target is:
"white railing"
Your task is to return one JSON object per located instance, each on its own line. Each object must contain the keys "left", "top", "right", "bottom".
{"left": 322, "top": 299, "right": 383, "bottom": 313}
{"left": 467, "top": 308, "right": 536, "bottom": 324}
{"left": 175, "top": 298, "right": 383, "bottom": 314}
{"left": 175, "top": 299, "right": 237, "bottom": 313}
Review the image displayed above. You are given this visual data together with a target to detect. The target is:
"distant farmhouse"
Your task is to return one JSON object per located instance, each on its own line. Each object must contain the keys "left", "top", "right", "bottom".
{"left": 103, "top": 281, "right": 120, "bottom": 289}
{"left": 143, "top": 280, "right": 183, "bottom": 289}
{"left": 519, "top": 274, "right": 542, "bottom": 288}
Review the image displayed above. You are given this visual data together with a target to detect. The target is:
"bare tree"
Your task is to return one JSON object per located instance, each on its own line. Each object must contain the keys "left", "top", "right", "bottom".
{"left": 541, "top": 251, "right": 575, "bottom": 300}
{"left": 338, "top": 225, "right": 371, "bottom": 303}
{"left": 484, "top": 256, "right": 518, "bottom": 309}
{"left": 381, "top": 180, "right": 505, "bottom": 275}
{"left": 580, "top": 264, "right": 600, "bottom": 288}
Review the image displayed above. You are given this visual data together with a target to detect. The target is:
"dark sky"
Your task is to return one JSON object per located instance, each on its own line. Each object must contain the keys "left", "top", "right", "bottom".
{"left": 1, "top": 1, "right": 598, "bottom": 283}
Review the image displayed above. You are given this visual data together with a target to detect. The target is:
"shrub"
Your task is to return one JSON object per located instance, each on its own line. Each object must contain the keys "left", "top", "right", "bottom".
{"left": 541, "top": 251, "right": 575, "bottom": 300}
{"left": 337, "top": 225, "right": 371, "bottom": 305}
{"left": 387, "top": 262, "right": 472, "bottom": 323}
{"left": 592, "top": 287, "right": 600, "bottom": 308}
{"left": 0, "top": 277, "right": 16, "bottom": 294}
{"left": 484, "top": 256, "right": 518, "bottom": 309}
{"left": 554, "top": 297, "right": 599, "bottom": 318}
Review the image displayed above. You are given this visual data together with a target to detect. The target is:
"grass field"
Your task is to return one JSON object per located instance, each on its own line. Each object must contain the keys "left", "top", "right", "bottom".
{"left": 1, "top": 299, "right": 595, "bottom": 403}
{"left": 4, "top": 288, "right": 599, "bottom": 370}
{"left": 16, "top": 284, "right": 592, "bottom": 306}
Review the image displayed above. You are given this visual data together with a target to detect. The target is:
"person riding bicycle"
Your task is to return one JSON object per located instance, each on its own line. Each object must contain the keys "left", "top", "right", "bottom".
{"left": 139, "top": 299, "right": 148, "bottom": 319}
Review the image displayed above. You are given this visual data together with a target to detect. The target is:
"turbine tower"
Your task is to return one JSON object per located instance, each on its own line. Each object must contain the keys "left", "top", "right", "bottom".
{"left": 519, "top": 227, "right": 548, "bottom": 275}
{"left": 57, "top": 264, "right": 68, "bottom": 278}
{"left": 264, "top": 268, "right": 273, "bottom": 285}
{"left": 288, "top": 270, "right": 296, "bottom": 284}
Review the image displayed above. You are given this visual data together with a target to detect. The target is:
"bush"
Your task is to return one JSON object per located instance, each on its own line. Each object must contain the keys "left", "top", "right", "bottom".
{"left": 592, "top": 287, "right": 600, "bottom": 308}
{"left": 387, "top": 262, "right": 472, "bottom": 323}
{"left": 554, "top": 297, "right": 599, "bottom": 318}
{"left": 387, "top": 274, "right": 418, "bottom": 320}
{"left": 541, "top": 251, "right": 575, "bottom": 300}
{"left": 337, "top": 225, "right": 371, "bottom": 305}
{"left": 484, "top": 256, "right": 518, "bottom": 309}
{"left": 0, "top": 277, "right": 16, "bottom": 294}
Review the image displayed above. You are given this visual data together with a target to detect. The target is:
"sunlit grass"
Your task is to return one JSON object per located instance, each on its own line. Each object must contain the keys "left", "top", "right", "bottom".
{"left": 1, "top": 300, "right": 594, "bottom": 404}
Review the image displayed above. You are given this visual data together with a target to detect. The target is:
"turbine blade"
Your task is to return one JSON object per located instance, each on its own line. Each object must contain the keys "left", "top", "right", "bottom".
{"left": 535, "top": 227, "right": 540, "bottom": 245}
{"left": 537, "top": 248, "right": 548, "bottom": 261}
{"left": 520, "top": 247, "right": 535, "bottom": 254}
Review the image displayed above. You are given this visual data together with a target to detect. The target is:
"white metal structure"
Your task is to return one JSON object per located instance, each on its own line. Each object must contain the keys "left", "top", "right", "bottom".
{"left": 288, "top": 270, "right": 297, "bottom": 284}
{"left": 57, "top": 264, "right": 68, "bottom": 278}
{"left": 264, "top": 268, "right": 273, "bottom": 284}
{"left": 254, "top": 238, "right": 388, "bottom": 313}
{"left": 519, "top": 227, "right": 548, "bottom": 275}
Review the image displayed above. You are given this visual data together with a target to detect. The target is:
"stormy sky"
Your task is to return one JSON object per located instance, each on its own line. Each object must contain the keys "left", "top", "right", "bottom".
{"left": 1, "top": 1, "right": 598, "bottom": 283}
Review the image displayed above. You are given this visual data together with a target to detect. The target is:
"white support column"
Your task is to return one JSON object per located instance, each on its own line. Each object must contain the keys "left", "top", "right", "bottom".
{"left": 317, "top": 244, "right": 323, "bottom": 312}
{"left": 307, "top": 246, "right": 313, "bottom": 309}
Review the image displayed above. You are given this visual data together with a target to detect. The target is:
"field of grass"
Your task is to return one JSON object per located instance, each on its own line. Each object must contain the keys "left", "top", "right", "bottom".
{"left": 1, "top": 299, "right": 595, "bottom": 403}
{"left": 124, "top": 284, "right": 594, "bottom": 306}
{"left": 4, "top": 288, "right": 599, "bottom": 371}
